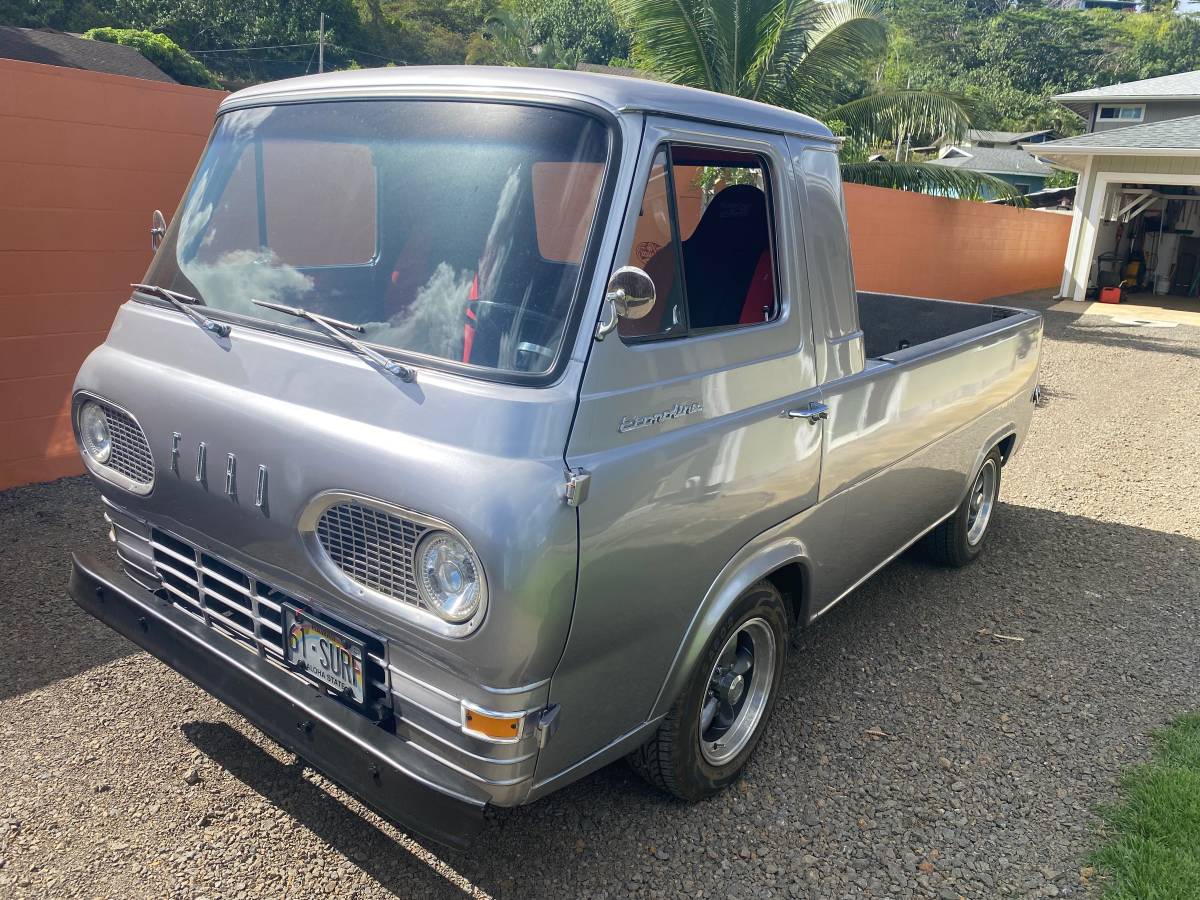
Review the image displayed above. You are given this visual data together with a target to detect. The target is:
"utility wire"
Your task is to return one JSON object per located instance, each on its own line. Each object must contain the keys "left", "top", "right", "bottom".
{"left": 331, "top": 44, "right": 407, "bottom": 65}
{"left": 187, "top": 42, "right": 318, "bottom": 54}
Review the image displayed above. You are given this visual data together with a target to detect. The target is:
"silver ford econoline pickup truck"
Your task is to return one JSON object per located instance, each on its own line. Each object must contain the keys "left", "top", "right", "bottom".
{"left": 68, "top": 68, "right": 1042, "bottom": 849}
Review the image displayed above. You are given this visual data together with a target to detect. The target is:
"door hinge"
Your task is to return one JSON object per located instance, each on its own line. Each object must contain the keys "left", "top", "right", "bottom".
{"left": 562, "top": 468, "right": 591, "bottom": 507}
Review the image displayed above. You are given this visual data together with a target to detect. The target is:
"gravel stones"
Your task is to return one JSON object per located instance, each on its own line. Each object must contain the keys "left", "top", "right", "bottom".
{"left": 0, "top": 292, "right": 1197, "bottom": 898}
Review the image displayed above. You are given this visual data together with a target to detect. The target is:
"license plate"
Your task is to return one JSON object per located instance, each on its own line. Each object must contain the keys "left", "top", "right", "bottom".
{"left": 284, "top": 607, "right": 365, "bottom": 704}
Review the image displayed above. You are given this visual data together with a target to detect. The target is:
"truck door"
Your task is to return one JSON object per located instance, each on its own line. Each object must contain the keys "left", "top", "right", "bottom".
{"left": 543, "top": 119, "right": 824, "bottom": 776}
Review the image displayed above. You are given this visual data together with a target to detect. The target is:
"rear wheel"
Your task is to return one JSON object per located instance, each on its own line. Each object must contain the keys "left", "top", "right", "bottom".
{"left": 628, "top": 581, "right": 788, "bottom": 800}
{"left": 923, "top": 448, "right": 1002, "bottom": 567}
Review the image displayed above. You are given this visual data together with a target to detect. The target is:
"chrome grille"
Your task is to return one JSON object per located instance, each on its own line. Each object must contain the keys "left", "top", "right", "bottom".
{"left": 315, "top": 502, "right": 429, "bottom": 606}
{"left": 147, "top": 528, "right": 389, "bottom": 709}
{"left": 103, "top": 405, "right": 154, "bottom": 485}
{"left": 151, "top": 528, "right": 286, "bottom": 657}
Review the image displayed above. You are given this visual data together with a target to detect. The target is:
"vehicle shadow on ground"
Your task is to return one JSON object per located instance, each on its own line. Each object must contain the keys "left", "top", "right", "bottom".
{"left": 0, "top": 477, "right": 138, "bottom": 702}
{"left": 177, "top": 500, "right": 1199, "bottom": 898}
{"left": 181, "top": 721, "right": 474, "bottom": 897}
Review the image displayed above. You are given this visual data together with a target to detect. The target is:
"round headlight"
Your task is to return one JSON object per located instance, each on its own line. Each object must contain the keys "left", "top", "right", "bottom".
{"left": 415, "top": 531, "right": 484, "bottom": 624}
{"left": 78, "top": 401, "right": 112, "bottom": 464}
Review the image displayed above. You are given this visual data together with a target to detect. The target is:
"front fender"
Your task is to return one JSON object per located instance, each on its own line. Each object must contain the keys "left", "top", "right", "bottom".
{"left": 646, "top": 532, "right": 811, "bottom": 722}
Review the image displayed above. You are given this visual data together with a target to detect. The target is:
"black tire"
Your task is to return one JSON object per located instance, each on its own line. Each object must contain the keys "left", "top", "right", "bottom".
{"left": 628, "top": 580, "right": 788, "bottom": 801}
{"left": 923, "top": 448, "right": 1003, "bottom": 567}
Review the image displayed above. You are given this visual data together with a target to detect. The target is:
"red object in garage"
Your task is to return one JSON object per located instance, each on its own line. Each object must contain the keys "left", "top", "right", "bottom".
{"left": 1099, "top": 287, "right": 1123, "bottom": 304}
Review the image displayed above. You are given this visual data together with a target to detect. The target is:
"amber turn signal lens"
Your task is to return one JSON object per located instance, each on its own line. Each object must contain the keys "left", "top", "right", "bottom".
{"left": 463, "top": 708, "right": 522, "bottom": 740}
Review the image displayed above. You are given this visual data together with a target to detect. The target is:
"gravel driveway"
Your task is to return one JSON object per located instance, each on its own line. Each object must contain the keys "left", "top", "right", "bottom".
{"left": 1, "top": 293, "right": 1197, "bottom": 899}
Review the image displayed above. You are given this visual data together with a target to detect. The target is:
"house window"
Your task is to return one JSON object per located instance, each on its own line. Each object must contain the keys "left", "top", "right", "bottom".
{"left": 1097, "top": 104, "right": 1145, "bottom": 123}
{"left": 619, "top": 145, "right": 778, "bottom": 342}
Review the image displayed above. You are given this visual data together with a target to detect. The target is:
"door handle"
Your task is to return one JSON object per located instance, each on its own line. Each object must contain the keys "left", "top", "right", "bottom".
{"left": 785, "top": 402, "right": 828, "bottom": 424}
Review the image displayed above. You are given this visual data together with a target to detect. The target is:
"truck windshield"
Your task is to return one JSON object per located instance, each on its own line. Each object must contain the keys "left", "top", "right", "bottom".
{"left": 145, "top": 100, "right": 611, "bottom": 376}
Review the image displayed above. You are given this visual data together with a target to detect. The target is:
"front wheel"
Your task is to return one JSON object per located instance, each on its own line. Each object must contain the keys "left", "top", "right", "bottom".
{"left": 628, "top": 581, "right": 788, "bottom": 801}
{"left": 923, "top": 448, "right": 1002, "bottom": 567}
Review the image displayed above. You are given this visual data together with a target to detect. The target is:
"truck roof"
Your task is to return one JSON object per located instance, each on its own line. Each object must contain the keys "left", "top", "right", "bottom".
{"left": 219, "top": 65, "right": 837, "bottom": 143}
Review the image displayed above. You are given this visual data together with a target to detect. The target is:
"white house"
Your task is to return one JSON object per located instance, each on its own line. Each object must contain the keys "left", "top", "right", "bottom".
{"left": 1033, "top": 70, "right": 1200, "bottom": 301}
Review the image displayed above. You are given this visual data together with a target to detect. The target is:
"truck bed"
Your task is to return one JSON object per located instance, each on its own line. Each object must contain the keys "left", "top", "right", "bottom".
{"left": 857, "top": 292, "right": 1034, "bottom": 361}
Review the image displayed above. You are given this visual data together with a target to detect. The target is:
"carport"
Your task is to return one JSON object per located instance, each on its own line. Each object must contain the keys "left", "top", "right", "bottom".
{"left": 1034, "top": 115, "right": 1200, "bottom": 304}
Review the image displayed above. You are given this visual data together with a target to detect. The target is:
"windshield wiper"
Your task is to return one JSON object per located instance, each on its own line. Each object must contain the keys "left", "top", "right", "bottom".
{"left": 132, "top": 283, "right": 230, "bottom": 338}
{"left": 251, "top": 299, "right": 416, "bottom": 383}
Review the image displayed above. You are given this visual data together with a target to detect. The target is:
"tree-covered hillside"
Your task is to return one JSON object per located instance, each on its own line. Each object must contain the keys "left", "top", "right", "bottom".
{"left": 4, "top": 0, "right": 1200, "bottom": 144}
{"left": 884, "top": 0, "right": 1200, "bottom": 135}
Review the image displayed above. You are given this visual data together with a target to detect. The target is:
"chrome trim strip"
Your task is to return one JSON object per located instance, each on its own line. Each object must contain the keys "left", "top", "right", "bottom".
{"left": 387, "top": 662, "right": 459, "bottom": 702}
{"left": 123, "top": 568, "right": 161, "bottom": 594}
{"left": 107, "top": 516, "right": 148, "bottom": 543}
{"left": 198, "top": 563, "right": 253, "bottom": 598}
{"left": 151, "top": 540, "right": 198, "bottom": 570}
{"left": 401, "top": 733, "right": 529, "bottom": 788}
{"left": 255, "top": 593, "right": 282, "bottom": 614}
{"left": 115, "top": 548, "right": 158, "bottom": 582}
{"left": 391, "top": 689, "right": 461, "bottom": 730}
{"left": 399, "top": 714, "right": 538, "bottom": 766}
{"left": 155, "top": 557, "right": 200, "bottom": 587}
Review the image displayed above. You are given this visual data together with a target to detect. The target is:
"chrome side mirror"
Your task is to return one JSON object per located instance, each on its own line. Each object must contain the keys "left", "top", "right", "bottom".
{"left": 150, "top": 209, "right": 167, "bottom": 252}
{"left": 596, "top": 266, "right": 656, "bottom": 340}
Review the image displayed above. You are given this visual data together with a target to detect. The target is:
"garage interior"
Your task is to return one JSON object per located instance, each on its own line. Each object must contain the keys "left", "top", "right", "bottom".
{"left": 1088, "top": 182, "right": 1200, "bottom": 305}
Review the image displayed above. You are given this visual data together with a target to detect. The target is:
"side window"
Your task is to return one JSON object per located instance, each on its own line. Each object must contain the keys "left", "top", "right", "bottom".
{"left": 620, "top": 149, "right": 687, "bottom": 339}
{"left": 620, "top": 144, "right": 778, "bottom": 342}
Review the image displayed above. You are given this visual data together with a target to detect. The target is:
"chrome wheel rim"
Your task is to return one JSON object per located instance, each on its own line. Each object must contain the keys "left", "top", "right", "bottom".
{"left": 966, "top": 460, "right": 997, "bottom": 546}
{"left": 699, "top": 618, "right": 776, "bottom": 766}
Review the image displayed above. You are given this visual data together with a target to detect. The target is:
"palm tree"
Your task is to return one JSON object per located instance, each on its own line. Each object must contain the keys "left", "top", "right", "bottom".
{"left": 471, "top": 10, "right": 581, "bottom": 70}
{"left": 613, "top": 0, "right": 1019, "bottom": 199}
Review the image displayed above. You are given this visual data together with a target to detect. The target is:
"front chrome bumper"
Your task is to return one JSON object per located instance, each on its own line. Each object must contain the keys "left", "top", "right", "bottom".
{"left": 68, "top": 552, "right": 489, "bottom": 850}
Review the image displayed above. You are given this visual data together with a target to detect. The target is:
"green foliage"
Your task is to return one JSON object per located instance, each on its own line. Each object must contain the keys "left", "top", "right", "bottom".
{"left": 470, "top": 8, "right": 579, "bottom": 68}
{"left": 1092, "top": 714, "right": 1200, "bottom": 899}
{"left": 615, "top": 0, "right": 1001, "bottom": 197}
{"left": 1045, "top": 168, "right": 1078, "bottom": 190}
{"left": 841, "top": 160, "right": 1023, "bottom": 201}
{"left": 518, "top": 0, "right": 630, "bottom": 64}
{"left": 884, "top": 0, "right": 1200, "bottom": 135}
{"left": 83, "top": 27, "right": 221, "bottom": 87}
{"left": 0, "top": 0, "right": 109, "bottom": 31}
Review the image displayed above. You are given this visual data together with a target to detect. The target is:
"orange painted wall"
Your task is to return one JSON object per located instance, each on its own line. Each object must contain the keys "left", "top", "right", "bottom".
{"left": 845, "top": 182, "right": 1071, "bottom": 302}
{"left": 0, "top": 64, "right": 1069, "bottom": 492}
{"left": 0, "top": 59, "right": 225, "bottom": 490}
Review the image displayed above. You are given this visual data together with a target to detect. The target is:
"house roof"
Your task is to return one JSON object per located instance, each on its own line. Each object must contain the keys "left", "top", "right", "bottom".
{"left": 927, "top": 146, "right": 1053, "bottom": 178}
{"left": 1031, "top": 114, "right": 1200, "bottom": 158}
{"left": 966, "top": 128, "right": 1052, "bottom": 145}
{"left": 1054, "top": 70, "right": 1200, "bottom": 117}
{"left": 0, "top": 26, "right": 175, "bottom": 82}
{"left": 223, "top": 67, "right": 838, "bottom": 142}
